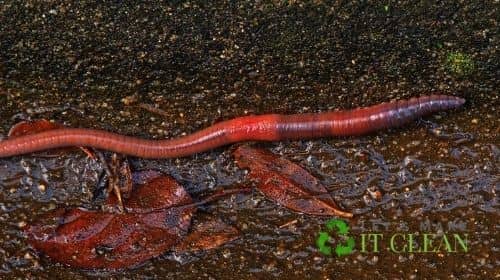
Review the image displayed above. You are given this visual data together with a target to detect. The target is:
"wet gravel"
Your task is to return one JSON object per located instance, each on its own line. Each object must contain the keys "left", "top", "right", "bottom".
{"left": 0, "top": 1, "right": 498, "bottom": 279}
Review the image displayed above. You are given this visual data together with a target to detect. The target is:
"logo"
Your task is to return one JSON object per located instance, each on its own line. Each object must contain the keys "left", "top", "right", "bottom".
{"left": 315, "top": 219, "right": 469, "bottom": 256}
{"left": 316, "top": 219, "right": 355, "bottom": 257}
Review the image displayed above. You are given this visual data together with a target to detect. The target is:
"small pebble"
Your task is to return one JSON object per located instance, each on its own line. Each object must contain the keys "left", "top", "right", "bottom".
{"left": 121, "top": 95, "right": 138, "bottom": 105}
{"left": 24, "top": 252, "right": 33, "bottom": 260}
{"left": 222, "top": 249, "right": 231, "bottom": 258}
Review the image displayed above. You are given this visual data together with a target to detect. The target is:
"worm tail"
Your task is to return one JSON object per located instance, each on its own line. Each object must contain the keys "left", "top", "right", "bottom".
{"left": 274, "top": 95, "right": 465, "bottom": 138}
{"left": 355, "top": 94, "right": 465, "bottom": 132}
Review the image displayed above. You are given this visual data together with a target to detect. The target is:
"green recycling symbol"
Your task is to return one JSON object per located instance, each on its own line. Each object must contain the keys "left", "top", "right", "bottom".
{"left": 316, "top": 219, "right": 355, "bottom": 257}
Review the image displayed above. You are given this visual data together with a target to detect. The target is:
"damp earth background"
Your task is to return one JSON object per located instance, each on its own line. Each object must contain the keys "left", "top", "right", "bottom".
{"left": 0, "top": 1, "right": 498, "bottom": 279}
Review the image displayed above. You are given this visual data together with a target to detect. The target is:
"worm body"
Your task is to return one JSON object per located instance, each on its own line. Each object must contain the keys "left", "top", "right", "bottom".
{"left": 0, "top": 95, "right": 464, "bottom": 159}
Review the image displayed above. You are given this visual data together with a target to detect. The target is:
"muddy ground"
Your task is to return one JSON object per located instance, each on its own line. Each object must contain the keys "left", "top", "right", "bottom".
{"left": 0, "top": 1, "right": 498, "bottom": 279}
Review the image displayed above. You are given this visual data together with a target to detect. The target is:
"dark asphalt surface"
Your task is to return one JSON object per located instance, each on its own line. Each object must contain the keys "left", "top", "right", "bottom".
{"left": 0, "top": 1, "right": 498, "bottom": 279}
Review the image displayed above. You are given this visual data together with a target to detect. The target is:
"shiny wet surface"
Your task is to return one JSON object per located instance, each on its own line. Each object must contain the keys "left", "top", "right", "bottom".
{"left": 0, "top": 1, "right": 498, "bottom": 279}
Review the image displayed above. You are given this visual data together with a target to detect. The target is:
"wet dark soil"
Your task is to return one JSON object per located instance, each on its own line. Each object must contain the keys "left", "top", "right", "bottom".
{"left": 0, "top": 1, "right": 498, "bottom": 279}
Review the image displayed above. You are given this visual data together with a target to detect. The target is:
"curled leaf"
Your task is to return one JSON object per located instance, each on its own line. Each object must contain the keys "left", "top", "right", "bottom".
{"left": 25, "top": 175, "right": 195, "bottom": 269}
{"left": 8, "top": 119, "right": 64, "bottom": 137}
{"left": 234, "top": 146, "right": 352, "bottom": 218}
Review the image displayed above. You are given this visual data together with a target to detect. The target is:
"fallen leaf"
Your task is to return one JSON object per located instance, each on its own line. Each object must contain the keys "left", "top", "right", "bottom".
{"left": 174, "top": 217, "right": 239, "bottom": 253}
{"left": 8, "top": 119, "right": 64, "bottom": 137}
{"left": 25, "top": 175, "right": 196, "bottom": 269}
{"left": 234, "top": 146, "right": 353, "bottom": 218}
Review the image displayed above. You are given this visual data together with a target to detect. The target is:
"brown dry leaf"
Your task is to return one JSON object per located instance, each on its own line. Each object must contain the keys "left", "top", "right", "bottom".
{"left": 25, "top": 175, "right": 195, "bottom": 269}
{"left": 234, "top": 146, "right": 352, "bottom": 218}
{"left": 174, "top": 217, "right": 239, "bottom": 253}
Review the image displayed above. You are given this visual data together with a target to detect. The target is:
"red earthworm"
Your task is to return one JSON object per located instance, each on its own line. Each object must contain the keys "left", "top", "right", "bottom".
{"left": 0, "top": 95, "right": 464, "bottom": 159}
